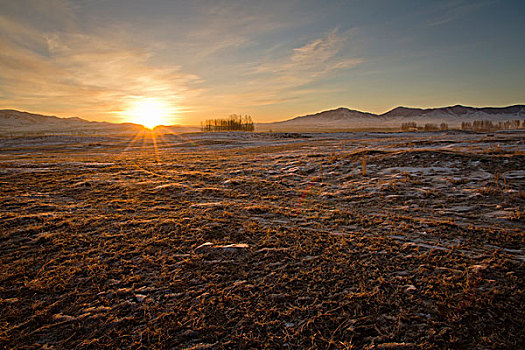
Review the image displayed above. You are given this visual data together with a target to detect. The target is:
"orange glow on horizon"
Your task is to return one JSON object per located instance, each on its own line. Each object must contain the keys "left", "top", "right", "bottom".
{"left": 122, "top": 98, "right": 174, "bottom": 129}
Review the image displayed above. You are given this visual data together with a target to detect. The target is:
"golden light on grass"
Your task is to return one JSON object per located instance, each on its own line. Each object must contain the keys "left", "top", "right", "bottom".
{"left": 124, "top": 98, "right": 172, "bottom": 129}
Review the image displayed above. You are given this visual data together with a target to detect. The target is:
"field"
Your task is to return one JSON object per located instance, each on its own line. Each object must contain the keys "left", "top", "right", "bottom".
{"left": 0, "top": 130, "right": 524, "bottom": 349}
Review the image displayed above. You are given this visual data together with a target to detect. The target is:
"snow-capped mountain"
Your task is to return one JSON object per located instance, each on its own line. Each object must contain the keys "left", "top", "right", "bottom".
{"left": 258, "top": 105, "right": 525, "bottom": 131}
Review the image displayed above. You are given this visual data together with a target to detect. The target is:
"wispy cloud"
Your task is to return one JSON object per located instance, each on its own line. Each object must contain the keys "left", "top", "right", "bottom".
{"left": 291, "top": 30, "right": 349, "bottom": 66}
{"left": 0, "top": 1, "right": 362, "bottom": 123}
{"left": 195, "top": 28, "right": 363, "bottom": 112}
{"left": 0, "top": 1, "right": 200, "bottom": 122}
{"left": 0, "top": 0, "right": 326, "bottom": 122}
{"left": 254, "top": 29, "right": 363, "bottom": 86}
{"left": 0, "top": 0, "right": 520, "bottom": 124}
{"left": 428, "top": 0, "right": 496, "bottom": 26}
{"left": 160, "top": 1, "right": 310, "bottom": 64}
{"left": 180, "top": 28, "right": 364, "bottom": 121}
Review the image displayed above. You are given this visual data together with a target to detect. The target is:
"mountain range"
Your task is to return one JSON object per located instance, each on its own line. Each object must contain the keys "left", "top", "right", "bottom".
{"left": 0, "top": 109, "right": 197, "bottom": 135}
{"left": 1, "top": 105, "right": 524, "bottom": 135}
{"left": 0, "top": 109, "right": 145, "bottom": 135}
{"left": 257, "top": 104, "right": 525, "bottom": 131}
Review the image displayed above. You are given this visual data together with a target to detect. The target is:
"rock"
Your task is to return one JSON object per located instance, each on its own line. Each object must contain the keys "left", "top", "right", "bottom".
{"left": 223, "top": 179, "right": 241, "bottom": 185}
{"left": 195, "top": 242, "right": 214, "bottom": 252}
{"left": 194, "top": 242, "right": 250, "bottom": 253}
{"left": 220, "top": 243, "right": 250, "bottom": 252}
{"left": 134, "top": 294, "right": 147, "bottom": 303}
{"left": 404, "top": 285, "right": 417, "bottom": 293}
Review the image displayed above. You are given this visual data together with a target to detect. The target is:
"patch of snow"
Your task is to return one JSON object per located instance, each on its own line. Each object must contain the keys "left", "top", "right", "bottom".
{"left": 153, "top": 183, "right": 185, "bottom": 190}
{"left": 485, "top": 210, "right": 514, "bottom": 219}
{"left": 378, "top": 167, "right": 459, "bottom": 176}
{"left": 468, "top": 170, "right": 493, "bottom": 181}
{"left": 195, "top": 242, "right": 250, "bottom": 253}
{"left": 448, "top": 205, "right": 476, "bottom": 213}
{"left": 190, "top": 202, "right": 226, "bottom": 208}
{"left": 502, "top": 170, "right": 525, "bottom": 179}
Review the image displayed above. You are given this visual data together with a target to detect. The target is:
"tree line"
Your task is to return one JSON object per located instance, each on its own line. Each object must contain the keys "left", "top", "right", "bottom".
{"left": 401, "top": 122, "right": 449, "bottom": 131}
{"left": 201, "top": 114, "right": 254, "bottom": 132}
{"left": 461, "top": 120, "right": 523, "bottom": 131}
{"left": 401, "top": 120, "right": 524, "bottom": 132}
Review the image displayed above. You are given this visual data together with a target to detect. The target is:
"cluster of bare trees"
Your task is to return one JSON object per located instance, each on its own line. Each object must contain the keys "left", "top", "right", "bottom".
{"left": 461, "top": 120, "right": 523, "bottom": 131}
{"left": 201, "top": 114, "right": 254, "bottom": 132}
{"left": 400, "top": 122, "right": 417, "bottom": 131}
{"left": 401, "top": 119, "right": 524, "bottom": 132}
{"left": 401, "top": 122, "right": 448, "bottom": 131}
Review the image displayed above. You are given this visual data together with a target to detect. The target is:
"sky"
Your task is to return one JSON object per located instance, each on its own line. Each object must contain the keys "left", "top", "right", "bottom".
{"left": 0, "top": 0, "right": 524, "bottom": 125}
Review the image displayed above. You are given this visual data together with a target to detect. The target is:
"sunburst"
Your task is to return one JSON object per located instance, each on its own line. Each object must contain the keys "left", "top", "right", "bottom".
{"left": 124, "top": 99, "right": 171, "bottom": 129}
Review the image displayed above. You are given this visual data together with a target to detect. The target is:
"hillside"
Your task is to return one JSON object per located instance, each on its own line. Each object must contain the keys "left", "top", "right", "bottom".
{"left": 0, "top": 110, "right": 143, "bottom": 135}
{"left": 258, "top": 105, "right": 525, "bottom": 131}
{"left": 2, "top": 105, "right": 523, "bottom": 135}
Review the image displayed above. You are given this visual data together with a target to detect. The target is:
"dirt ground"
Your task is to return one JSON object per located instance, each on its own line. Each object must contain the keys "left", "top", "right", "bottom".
{"left": 0, "top": 130, "right": 523, "bottom": 349}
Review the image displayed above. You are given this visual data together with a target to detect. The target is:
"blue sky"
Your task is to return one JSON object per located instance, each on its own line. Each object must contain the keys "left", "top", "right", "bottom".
{"left": 0, "top": 0, "right": 523, "bottom": 124}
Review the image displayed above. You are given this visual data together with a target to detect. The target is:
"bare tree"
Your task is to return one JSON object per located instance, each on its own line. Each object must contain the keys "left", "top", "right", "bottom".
{"left": 201, "top": 115, "right": 254, "bottom": 132}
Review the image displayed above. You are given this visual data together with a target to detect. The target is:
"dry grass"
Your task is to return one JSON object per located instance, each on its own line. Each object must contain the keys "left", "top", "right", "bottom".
{"left": 0, "top": 131, "right": 523, "bottom": 349}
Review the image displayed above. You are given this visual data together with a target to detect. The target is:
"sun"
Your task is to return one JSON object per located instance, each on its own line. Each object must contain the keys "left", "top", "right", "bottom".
{"left": 125, "top": 99, "right": 171, "bottom": 129}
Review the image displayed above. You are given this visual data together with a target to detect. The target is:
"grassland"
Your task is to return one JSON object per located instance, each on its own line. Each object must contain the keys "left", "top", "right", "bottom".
{"left": 0, "top": 130, "right": 523, "bottom": 349}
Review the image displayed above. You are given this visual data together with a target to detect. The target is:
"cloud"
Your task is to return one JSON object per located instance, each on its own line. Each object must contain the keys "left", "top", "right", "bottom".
{"left": 291, "top": 30, "right": 347, "bottom": 66}
{"left": 157, "top": 1, "right": 309, "bottom": 64}
{"left": 203, "top": 29, "right": 362, "bottom": 110}
{"left": 0, "top": 1, "right": 200, "bottom": 122}
{"left": 0, "top": 1, "right": 364, "bottom": 123}
{"left": 428, "top": 0, "right": 496, "bottom": 26}
{"left": 0, "top": 0, "right": 77, "bottom": 31}
{"left": 255, "top": 29, "right": 362, "bottom": 85}
{"left": 181, "top": 28, "right": 363, "bottom": 119}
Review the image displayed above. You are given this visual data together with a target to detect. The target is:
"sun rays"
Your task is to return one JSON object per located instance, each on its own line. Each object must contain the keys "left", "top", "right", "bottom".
{"left": 115, "top": 125, "right": 199, "bottom": 180}
{"left": 122, "top": 98, "right": 174, "bottom": 129}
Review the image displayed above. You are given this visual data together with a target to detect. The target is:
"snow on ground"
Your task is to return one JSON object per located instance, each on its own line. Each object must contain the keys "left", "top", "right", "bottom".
{"left": 0, "top": 129, "right": 523, "bottom": 349}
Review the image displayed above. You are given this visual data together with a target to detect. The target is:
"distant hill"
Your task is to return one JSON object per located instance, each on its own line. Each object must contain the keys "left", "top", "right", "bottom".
{"left": 258, "top": 105, "right": 525, "bottom": 131}
{"left": 0, "top": 109, "right": 145, "bottom": 135}
{"left": 0, "top": 110, "right": 201, "bottom": 135}
{"left": 2, "top": 106, "right": 524, "bottom": 135}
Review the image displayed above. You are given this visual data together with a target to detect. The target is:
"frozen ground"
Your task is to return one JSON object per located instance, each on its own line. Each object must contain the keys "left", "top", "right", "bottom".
{"left": 0, "top": 130, "right": 524, "bottom": 349}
